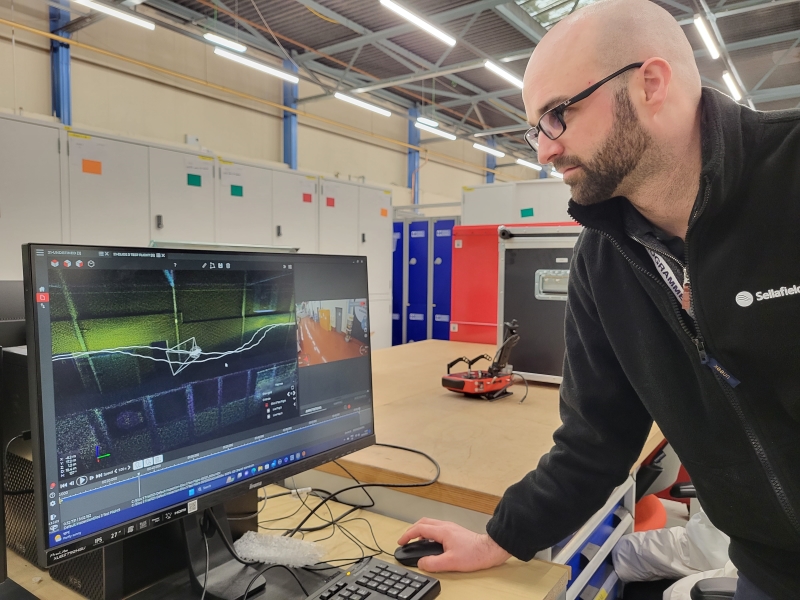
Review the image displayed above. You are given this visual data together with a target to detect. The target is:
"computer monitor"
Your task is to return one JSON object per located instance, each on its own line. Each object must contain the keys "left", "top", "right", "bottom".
{"left": 22, "top": 244, "right": 376, "bottom": 591}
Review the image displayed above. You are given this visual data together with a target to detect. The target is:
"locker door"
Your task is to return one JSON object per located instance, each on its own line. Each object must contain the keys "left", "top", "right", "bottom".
{"left": 391, "top": 222, "right": 403, "bottom": 346}
{"left": 318, "top": 180, "right": 358, "bottom": 255}
{"left": 432, "top": 219, "right": 455, "bottom": 340}
{"left": 358, "top": 186, "right": 392, "bottom": 296}
{"left": 0, "top": 118, "right": 63, "bottom": 280}
{"left": 149, "top": 148, "right": 215, "bottom": 242}
{"left": 406, "top": 221, "right": 428, "bottom": 342}
{"left": 272, "top": 171, "right": 319, "bottom": 253}
{"left": 216, "top": 162, "right": 273, "bottom": 245}
{"left": 68, "top": 132, "right": 150, "bottom": 247}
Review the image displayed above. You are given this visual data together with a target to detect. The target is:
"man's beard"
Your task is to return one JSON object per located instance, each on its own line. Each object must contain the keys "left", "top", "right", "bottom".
{"left": 554, "top": 88, "right": 652, "bottom": 206}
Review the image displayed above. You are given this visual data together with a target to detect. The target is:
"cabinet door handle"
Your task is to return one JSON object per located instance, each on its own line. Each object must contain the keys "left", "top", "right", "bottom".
{"left": 362, "top": 233, "right": 366, "bottom": 243}
{"left": 156, "top": 215, "right": 164, "bottom": 229}
{"left": 276, "top": 225, "right": 282, "bottom": 237}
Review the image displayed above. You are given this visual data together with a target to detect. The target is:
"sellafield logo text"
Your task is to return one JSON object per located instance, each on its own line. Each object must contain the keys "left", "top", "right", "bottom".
{"left": 756, "top": 285, "right": 800, "bottom": 301}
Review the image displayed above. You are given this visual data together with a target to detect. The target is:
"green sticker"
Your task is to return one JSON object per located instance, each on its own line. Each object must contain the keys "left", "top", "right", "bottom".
{"left": 520, "top": 207, "right": 534, "bottom": 218}
{"left": 231, "top": 185, "right": 243, "bottom": 197}
{"left": 187, "top": 173, "right": 202, "bottom": 187}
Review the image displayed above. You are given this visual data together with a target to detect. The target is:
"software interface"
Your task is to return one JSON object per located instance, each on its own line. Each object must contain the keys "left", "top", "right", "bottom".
{"left": 28, "top": 246, "right": 374, "bottom": 562}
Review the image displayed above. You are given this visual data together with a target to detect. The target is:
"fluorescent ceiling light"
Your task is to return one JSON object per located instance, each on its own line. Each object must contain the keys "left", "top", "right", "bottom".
{"left": 416, "top": 116, "right": 439, "bottom": 128}
{"left": 204, "top": 32, "right": 247, "bottom": 53}
{"left": 214, "top": 48, "right": 299, "bottom": 83}
{"left": 473, "top": 143, "right": 505, "bottom": 158}
{"left": 334, "top": 93, "right": 392, "bottom": 117}
{"left": 516, "top": 158, "right": 542, "bottom": 171}
{"left": 415, "top": 122, "right": 456, "bottom": 140}
{"left": 693, "top": 16, "right": 720, "bottom": 60}
{"left": 380, "top": 0, "right": 456, "bottom": 47}
{"left": 722, "top": 71, "right": 742, "bottom": 100}
{"left": 550, "top": 169, "right": 563, "bottom": 179}
{"left": 484, "top": 61, "right": 524, "bottom": 89}
{"left": 74, "top": 0, "right": 155, "bottom": 30}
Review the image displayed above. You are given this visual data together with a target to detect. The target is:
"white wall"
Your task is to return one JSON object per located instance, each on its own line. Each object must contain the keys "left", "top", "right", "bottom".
{"left": 0, "top": 0, "right": 537, "bottom": 207}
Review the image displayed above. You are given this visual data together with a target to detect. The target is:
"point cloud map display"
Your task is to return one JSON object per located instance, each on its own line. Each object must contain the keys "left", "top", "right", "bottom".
{"left": 49, "top": 267, "right": 297, "bottom": 480}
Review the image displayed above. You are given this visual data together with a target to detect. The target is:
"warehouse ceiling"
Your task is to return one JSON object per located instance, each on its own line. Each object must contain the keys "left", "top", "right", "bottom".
{"left": 139, "top": 0, "right": 800, "bottom": 156}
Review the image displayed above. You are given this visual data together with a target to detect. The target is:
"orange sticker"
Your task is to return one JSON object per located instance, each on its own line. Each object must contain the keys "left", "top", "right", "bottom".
{"left": 82, "top": 159, "right": 102, "bottom": 175}
{"left": 380, "top": 208, "right": 388, "bottom": 217}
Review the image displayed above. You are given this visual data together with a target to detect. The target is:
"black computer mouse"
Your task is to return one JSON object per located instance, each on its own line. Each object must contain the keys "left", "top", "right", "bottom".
{"left": 394, "top": 539, "right": 445, "bottom": 567}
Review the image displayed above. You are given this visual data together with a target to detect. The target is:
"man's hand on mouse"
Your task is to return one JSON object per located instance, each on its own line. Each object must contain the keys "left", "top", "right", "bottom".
{"left": 397, "top": 518, "right": 512, "bottom": 573}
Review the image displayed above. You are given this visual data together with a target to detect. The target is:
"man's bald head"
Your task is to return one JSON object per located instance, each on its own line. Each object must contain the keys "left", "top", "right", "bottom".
{"left": 522, "top": 0, "right": 703, "bottom": 206}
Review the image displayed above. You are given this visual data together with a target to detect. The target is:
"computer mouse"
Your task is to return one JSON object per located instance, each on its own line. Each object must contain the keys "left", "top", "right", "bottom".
{"left": 394, "top": 539, "right": 445, "bottom": 567}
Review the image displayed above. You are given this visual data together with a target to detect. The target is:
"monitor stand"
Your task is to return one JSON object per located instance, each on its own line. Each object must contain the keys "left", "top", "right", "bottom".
{"left": 130, "top": 502, "right": 337, "bottom": 600}
{"left": 183, "top": 504, "right": 268, "bottom": 600}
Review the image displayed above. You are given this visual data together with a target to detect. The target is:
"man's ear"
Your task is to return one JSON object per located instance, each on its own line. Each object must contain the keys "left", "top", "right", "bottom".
{"left": 638, "top": 57, "right": 672, "bottom": 114}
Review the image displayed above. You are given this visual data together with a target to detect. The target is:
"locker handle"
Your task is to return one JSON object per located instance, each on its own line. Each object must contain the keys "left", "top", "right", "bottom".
{"left": 156, "top": 215, "right": 164, "bottom": 229}
{"left": 362, "top": 233, "right": 366, "bottom": 243}
{"left": 276, "top": 225, "right": 282, "bottom": 237}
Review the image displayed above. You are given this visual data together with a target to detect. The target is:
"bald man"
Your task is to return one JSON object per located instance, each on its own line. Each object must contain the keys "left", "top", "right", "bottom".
{"left": 398, "top": 1, "right": 800, "bottom": 598}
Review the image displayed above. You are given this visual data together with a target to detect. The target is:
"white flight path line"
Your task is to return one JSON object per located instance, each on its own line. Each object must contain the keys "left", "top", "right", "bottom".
{"left": 51, "top": 321, "right": 294, "bottom": 375}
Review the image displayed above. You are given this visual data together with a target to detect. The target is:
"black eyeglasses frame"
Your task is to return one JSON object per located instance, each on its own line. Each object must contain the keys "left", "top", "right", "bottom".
{"left": 524, "top": 62, "right": 645, "bottom": 152}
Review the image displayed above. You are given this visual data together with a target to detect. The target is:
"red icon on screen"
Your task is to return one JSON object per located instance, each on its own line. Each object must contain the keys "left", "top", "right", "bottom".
{"left": 50, "top": 260, "right": 59, "bottom": 267}
{"left": 76, "top": 260, "right": 84, "bottom": 268}
{"left": 36, "top": 293, "right": 49, "bottom": 303}
{"left": 50, "top": 482, "right": 56, "bottom": 489}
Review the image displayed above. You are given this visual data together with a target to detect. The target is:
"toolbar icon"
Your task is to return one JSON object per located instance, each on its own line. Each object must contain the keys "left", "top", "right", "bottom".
{"left": 63, "top": 260, "right": 71, "bottom": 268}
{"left": 210, "top": 263, "right": 215, "bottom": 269}
{"left": 50, "top": 260, "right": 59, "bottom": 268}
{"left": 76, "top": 260, "right": 84, "bottom": 268}
{"left": 88, "top": 260, "right": 95, "bottom": 268}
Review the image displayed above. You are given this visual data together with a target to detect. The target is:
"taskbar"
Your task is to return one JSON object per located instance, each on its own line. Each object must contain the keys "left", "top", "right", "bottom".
{"left": 44, "top": 424, "right": 374, "bottom": 566}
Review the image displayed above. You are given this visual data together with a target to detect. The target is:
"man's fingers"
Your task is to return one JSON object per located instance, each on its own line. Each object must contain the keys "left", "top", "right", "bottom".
{"left": 416, "top": 553, "right": 450, "bottom": 573}
{"left": 397, "top": 522, "right": 443, "bottom": 546}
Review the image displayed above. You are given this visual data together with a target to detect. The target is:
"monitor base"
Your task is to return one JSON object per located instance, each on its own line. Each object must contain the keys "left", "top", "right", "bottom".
{"left": 0, "top": 578, "right": 38, "bottom": 600}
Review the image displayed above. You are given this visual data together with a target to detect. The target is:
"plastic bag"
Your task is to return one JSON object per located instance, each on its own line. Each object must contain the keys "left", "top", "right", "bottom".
{"left": 612, "top": 510, "right": 731, "bottom": 581}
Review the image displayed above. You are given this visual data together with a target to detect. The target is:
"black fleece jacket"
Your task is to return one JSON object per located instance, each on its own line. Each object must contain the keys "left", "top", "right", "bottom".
{"left": 485, "top": 88, "right": 800, "bottom": 599}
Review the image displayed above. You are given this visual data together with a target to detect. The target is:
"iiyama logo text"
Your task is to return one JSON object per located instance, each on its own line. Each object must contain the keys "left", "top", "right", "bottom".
{"left": 249, "top": 482, "right": 263, "bottom": 490}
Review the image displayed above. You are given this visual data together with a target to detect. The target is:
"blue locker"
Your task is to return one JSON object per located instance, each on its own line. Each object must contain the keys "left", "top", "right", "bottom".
{"left": 392, "top": 222, "right": 404, "bottom": 346}
{"left": 406, "top": 221, "right": 429, "bottom": 342}
{"left": 432, "top": 219, "right": 455, "bottom": 340}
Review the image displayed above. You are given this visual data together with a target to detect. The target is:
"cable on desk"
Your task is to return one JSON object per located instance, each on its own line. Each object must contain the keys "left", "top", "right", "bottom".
{"left": 227, "top": 496, "right": 267, "bottom": 522}
{"left": 508, "top": 373, "right": 529, "bottom": 403}
{"left": 284, "top": 443, "right": 440, "bottom": 539}
{"left": 200, "top": 526, "right": 210, "bottom": 600}
{"left": 243, "top": 564, "right": 309, "bottom": 600}
{"left": 207, "top": 509, "right": 260, "bottom": 566}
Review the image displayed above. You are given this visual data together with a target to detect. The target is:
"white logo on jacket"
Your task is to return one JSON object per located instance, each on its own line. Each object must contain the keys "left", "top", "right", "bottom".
{"left": 735, "top": 291, "right": 754, "bottom": 307}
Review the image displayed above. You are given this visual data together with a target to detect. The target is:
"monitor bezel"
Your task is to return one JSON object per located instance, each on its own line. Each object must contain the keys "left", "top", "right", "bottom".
{"left": 23, "top": 243, "right": 377, "bottom": 568}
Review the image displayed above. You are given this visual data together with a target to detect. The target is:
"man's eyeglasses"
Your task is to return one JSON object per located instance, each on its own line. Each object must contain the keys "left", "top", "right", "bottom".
{"left": 524, "top": 62, "right": 644, "bottom": 152}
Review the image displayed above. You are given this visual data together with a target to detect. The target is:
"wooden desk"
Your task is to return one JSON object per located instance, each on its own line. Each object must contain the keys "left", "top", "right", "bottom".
{"left": 316, "top": 340, "right": 664, "bottom": 515}
{"left": 4, "top": 487, "right": 570, "bottom": 600}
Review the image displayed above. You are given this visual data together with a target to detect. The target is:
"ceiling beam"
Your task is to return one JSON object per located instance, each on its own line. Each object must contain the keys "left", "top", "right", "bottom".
{"left": 677, "top": 0, "right": 800, "bottom": 24}
{"left": 695, "top": 28, "right": 800, "bottom": 58}
{"left": 298, "top": 0, "right": 510, "bottom": 60}
{"left": 439, "top": 87, "right": 521, "bottom": 107}
{"left": 493, "top": 2, "right": 548, "bottom": 43}
{"left": 750, "top": 83, "right": 800, "bottom": 102}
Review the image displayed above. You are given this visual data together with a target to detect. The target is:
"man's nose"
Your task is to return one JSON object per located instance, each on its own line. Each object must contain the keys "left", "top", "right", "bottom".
{"left": 535, "top": 134, "right": 564, "bottom": 166}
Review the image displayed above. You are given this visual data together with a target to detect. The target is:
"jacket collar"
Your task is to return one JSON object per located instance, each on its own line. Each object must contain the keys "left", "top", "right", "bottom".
{"left": 567, "top": 87, "right": 745, "bottom": 237}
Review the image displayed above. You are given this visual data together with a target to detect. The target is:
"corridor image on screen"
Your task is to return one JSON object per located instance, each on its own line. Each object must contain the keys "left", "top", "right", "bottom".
{"left": 49, "top": 267, "right": 297, "bottom": 480}
{"left": 296, "top": 299, "right": 369, "bottom": 367}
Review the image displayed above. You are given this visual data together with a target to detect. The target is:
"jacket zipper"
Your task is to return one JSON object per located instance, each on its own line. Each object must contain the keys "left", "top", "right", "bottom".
{"left": 586, "top": 180, "right": 800, "bottom": 535}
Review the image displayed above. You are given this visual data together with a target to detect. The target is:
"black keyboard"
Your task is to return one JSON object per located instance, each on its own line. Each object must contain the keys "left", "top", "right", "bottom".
{"left": 308, "top": 557, "right": 440, "bottom": 600}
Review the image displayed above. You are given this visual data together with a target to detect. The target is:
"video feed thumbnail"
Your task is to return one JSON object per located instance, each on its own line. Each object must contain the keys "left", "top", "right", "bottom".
{"left": 296, "top": 299, "right": 368, "bottom": 367}
{"left": 49, "top": 267, "right": 297, "bottom": 479}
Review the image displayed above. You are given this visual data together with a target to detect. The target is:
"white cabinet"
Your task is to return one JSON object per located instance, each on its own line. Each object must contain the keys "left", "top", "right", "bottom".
{"left": 272, "top": 170, "right": 318, "bottom": 253}
{"left": 358, "top": 185, "right": 393, "bottom": 297}
{"left": 462, "top": 179, "right": 571, "bottom": 225}
{"left": 216, "top": 160, "right": 273, "bottom": 246}
{"left": 0, "top": 116, "right": 63, "bottom": 280}
{"left": 318, "top": 178, "right": 359, "bottom": 256}
{"left": 368, "top": 296, "right": 392, "bottom": 350}
{"left": 149, "top": 148, "right": 215, "bottom": 243}
{"left": 67, "top": 131, "right": 150, "bottom": 247}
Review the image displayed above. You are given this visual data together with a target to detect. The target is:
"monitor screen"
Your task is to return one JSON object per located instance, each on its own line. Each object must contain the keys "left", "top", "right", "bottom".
{"left": 23, "top": 245, "right": 375, "bottom": 567}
